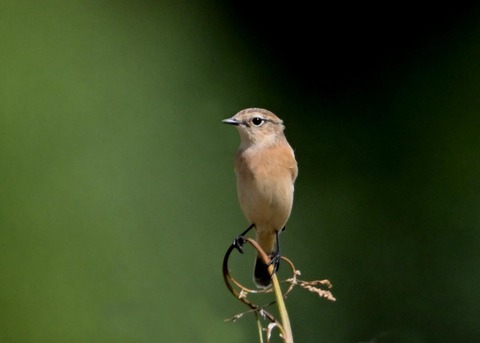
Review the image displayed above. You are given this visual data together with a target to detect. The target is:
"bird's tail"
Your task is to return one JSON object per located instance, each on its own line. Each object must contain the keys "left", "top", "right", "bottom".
{"left": 254, "top": 257, "right": 271, "bottom": 287}
{"left": 253, "top": 228, "right": 280, "bottom": 287}
{"left": 254, "top": 255, "right": 279, "bottom": 287}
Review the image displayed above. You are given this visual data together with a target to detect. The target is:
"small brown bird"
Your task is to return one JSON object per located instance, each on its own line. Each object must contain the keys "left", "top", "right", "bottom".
{"left": 223, "top": 108, "right": 298, "bottom": 287}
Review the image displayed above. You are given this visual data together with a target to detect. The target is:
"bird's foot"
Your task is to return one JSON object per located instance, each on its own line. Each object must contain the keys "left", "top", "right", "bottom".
{"left": 267, "top": 252, "right": 281, "bottom": 273}
{"left": 232, "top": 235, "right": 246, "bottom": 254}
{"left": 232, "top": 224, "right": 255, "bottom": 254}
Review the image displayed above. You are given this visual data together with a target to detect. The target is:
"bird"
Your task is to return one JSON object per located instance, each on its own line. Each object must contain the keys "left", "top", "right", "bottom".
{"left": 222, "top": 108, "right": 298, "bottom": 287}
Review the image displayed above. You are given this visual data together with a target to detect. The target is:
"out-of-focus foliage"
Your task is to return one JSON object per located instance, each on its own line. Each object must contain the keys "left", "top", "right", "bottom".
{"left": 1, "top": 2, "right": 479, "bottom": 342}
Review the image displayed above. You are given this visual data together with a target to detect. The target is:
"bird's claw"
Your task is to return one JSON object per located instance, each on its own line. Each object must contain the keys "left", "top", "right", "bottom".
{"left": 233, "top": 235, "right": 246, "bottom": 254}
{"left": 267, "top": 253, "right": 281, "bottom": 273}
{"left": 232, "top": 224, "right": 255, "bottom": 254}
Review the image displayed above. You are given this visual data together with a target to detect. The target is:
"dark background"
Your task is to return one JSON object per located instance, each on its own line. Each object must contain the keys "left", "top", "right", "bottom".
{"left": 1, "top": 1, "right": 479, "bottom": 342}
{"left": 227, "top": 2, "right": 477, "bottom": 95}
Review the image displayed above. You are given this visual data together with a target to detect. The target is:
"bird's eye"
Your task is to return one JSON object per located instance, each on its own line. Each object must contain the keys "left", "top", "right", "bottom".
{"left": 252, "top": 117, "right": 264, "bottom": 127}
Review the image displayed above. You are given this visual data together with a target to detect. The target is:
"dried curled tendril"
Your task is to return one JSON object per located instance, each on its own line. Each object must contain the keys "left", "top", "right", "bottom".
{"left": 222, "top": 237, "right": 336, "bottom": 324}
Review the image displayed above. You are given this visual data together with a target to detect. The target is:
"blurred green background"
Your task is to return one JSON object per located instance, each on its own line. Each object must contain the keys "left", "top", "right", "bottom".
{"left": 1, "top": 1, "right": 480, "bottom": 342}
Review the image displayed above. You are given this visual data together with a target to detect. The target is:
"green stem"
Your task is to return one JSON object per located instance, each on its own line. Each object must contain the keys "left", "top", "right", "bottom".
{"left": 268, "top": 265, "right": 293, "bottom": 343}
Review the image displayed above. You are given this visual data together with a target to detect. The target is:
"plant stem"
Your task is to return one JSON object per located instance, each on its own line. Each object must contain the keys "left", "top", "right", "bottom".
{"left": 268, "top": 265, "right": 293, "bottom": 343}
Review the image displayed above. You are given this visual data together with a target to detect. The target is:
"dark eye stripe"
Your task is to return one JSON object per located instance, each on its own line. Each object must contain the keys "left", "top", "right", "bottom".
{"left": 241, "top": 117, "right": 279, "bottom": 128}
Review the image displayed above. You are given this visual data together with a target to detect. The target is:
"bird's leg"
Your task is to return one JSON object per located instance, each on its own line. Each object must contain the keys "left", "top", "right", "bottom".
{"left": 232, "top": 223, "right": 255, "bottom": 254}
{"left": 267, "top": 228, "right": 284, "bottom": 273}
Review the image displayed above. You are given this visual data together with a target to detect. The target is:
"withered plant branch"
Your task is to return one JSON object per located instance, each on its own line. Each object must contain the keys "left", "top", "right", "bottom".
{"left": 286, "top": 277, "right": 337, "bottom": 302}
{"left": 222, "top": 241, "right": 277, "bottom": 323}
{"left": 223, "top": 237, "right": 292, "bottom": 342}
{"left": 223, "top": 236, "right": 336, "bottom": 343}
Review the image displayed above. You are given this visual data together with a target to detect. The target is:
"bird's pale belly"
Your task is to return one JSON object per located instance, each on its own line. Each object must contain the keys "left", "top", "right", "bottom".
{"left": 237, "top": 176, "right": 293, "bottom": 232}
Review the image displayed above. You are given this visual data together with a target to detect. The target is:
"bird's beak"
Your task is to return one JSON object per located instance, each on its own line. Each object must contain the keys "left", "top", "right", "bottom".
{"left": 222, "top": 117, "right": 240, "bottom": 126}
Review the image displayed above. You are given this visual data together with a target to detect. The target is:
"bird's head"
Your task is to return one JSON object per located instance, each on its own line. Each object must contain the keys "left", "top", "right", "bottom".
{"left": 222, "top": 108, "right": 285, "bottom": 148}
